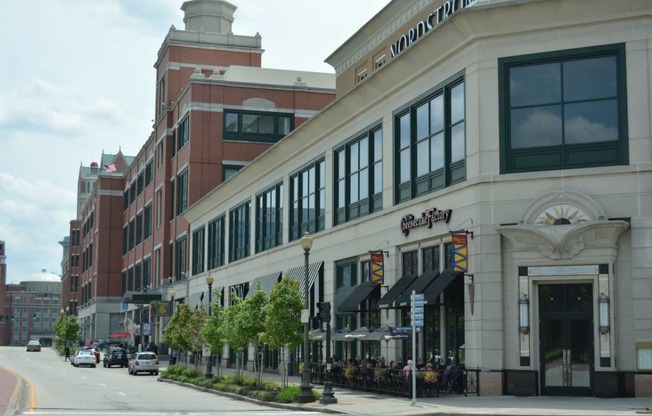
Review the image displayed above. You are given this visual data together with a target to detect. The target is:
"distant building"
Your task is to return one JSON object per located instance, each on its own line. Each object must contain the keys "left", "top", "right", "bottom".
{"left": 62, "top": 0, "right": 336, "bottom": 346}
{"left": 1, "top": 265, "right": 61, "bottom": 346}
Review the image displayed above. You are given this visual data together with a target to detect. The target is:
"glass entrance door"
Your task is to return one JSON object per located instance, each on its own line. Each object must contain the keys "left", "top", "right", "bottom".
{"left": 539, "top": 284, "right": 593, "bottom": 396}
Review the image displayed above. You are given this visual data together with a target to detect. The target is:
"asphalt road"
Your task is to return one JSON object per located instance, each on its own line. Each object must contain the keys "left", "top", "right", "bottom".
{"left": 0, "top": 346, "right": 320, "bottom": 415}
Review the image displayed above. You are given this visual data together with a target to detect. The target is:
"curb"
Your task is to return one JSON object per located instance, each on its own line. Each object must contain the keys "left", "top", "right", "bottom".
{"left": 157, "top": 376, "right": 345, "bottom": 414}
{"left": 0, "top": 364, "right": 26, "bottom": 416}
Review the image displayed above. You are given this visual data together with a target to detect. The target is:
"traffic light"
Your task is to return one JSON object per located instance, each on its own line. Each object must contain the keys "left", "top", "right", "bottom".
{"left": 317, "top": 302, "right": 331, "bottom": 324}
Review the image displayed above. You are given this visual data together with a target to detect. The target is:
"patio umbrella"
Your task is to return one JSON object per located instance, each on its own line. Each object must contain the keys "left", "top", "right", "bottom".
{"left": 366, "top": 325, "right": 408, "bottom": 360}
{"left": 311, "top": 328, "right": 335, "bottom": 341}
{"left": 344, "top": 326, "right": 373, "bottom": 341}
{"left": 331, "top": 327, "right": 352, "bottom": 342}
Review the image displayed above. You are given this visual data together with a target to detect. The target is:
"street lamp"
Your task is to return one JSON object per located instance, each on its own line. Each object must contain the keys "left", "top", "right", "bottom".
{"left": 205, "top": 274, "right": 214, "bottom": 378}
{"left": 168, "top": 289, "right": 176, "bottom": 315}
{"left": 297, "top": 232, "right": 316, "bottom": 403}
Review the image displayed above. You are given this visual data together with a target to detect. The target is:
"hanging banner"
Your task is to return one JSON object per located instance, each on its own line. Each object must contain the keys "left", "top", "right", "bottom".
{"left": 451, "top": 233, "right": 468, "bottom": 274}
{"left": 370, "top": 251, "right": 385, "bottom": 285}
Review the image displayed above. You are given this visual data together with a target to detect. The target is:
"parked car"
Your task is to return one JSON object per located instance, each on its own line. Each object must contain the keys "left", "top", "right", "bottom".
{"left": 72, "top": 350, "right": 97, "bottom": 368}
{"left": 26, "top": 340, "right": 41, "bottom": 352}
{"left": 84, "top": 347, "right": 100, "bottom": 363}
{"left": 128, "top": 352, "right": 159, "bottom": 375}
{"left": 103, "top": 347, "right": 128, "bottom": 368}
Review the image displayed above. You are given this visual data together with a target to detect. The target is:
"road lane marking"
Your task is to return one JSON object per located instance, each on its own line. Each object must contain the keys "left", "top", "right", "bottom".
{"left": 118, "top": 392, "right": 126, "bottom": 396}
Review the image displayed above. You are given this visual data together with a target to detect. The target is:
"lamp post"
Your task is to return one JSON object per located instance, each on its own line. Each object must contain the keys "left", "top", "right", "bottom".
{"left": 168, "top": 289, "right": 176, "bottom": 365}
{"left": 168, "top": 289, "right": 176, "bottom": 315}
{"left": 205, "top": 274, "right": 214, "bottom": 378}
{"left": 319, "top": 302, "right": 337, "bottom": 404}
{"left": 297, "top": 232, "right": 316, "bottom": 403}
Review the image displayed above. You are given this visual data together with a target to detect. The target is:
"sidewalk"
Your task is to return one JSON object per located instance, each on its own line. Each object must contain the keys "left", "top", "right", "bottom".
{"left": 0, "top": 364, "right": 21, "bottom": 416}
{"left": 160, "top": 360, "right": 652, "bottom": 416}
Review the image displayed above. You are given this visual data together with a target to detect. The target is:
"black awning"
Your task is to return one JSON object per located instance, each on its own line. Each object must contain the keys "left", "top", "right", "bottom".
{"left": 395, "top": 270, "right": 439, "bottom": 307}
{"left": 338, "top": 282, "right": 380, "bottom": 313}
{"left": 378, "top": 274, "right": 418, "bottom": 309}
{"left": 423, "top": 269, "right": 459, "bottom": 304}
{"left": 121, "top": 291, "right": 162, "bottom": 304}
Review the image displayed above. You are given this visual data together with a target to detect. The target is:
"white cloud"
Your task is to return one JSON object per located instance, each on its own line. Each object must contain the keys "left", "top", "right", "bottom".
{"left": 0, "top": 0, "right": 390, "bottom": 283}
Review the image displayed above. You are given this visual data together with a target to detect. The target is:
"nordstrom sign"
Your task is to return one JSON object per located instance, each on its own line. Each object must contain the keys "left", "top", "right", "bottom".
{"left": 390, "top": 0, "right": 477, "bottom": 59}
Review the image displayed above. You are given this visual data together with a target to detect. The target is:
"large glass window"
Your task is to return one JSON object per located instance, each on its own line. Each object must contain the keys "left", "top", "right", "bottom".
{"left": 334, "top": 126, "right": 383, "bottom": 225}
{"left": 229, "top": 202, "right": 250, "bottom": 262}
{"left": 500, "top": 44, "right": 628, "bottom": 173}
{"left": 224, "top": 110, "right": 293, "bottom": 143}
{"left": 395, "top": 74, "right": 466, "bottom": 203}
{"left": 207, "top": 216, "right": 225, "bottom": 269}
{"left": 256, "top": 183, "right": 283, "bottom": 253}
{"left": 143, "top": 257, "right": 151, "bottom": 289}
{"left": 177, "top": 169, "right": 188, "bottom": 215}
{"left": 175, "top": 236, "right": 187, "bottom": 281}
{"left": 144, "top": 203, "right": 152, "bottom": 239}
{"left": 402, "top": 250, "right": 418, "bottom": 276}
{"left": 192, "top": 226, "right": 205, "bottom": 275}
{"left": 135, "top": 211, "right": 143, "bottom": 245}
{"left": 177, "top": 115, "right": 189, "bottom": 150}
{"left": 289, "top": 159, "right": 325, "bottom": 241}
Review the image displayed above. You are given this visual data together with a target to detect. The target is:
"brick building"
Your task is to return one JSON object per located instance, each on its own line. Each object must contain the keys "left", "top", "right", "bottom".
{"left": 61, "top": 0, "right": 336, "bottom": 345}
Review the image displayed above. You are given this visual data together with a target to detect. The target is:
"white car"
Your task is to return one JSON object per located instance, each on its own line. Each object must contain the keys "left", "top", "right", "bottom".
{"left": 26, "top": 340, "right": 42, "bottom": 352}
{"left": 72, "top": 350, "right": 97, "bottom": 368}
{"left": 128, "top": 352, "right": 159, "bottom": 375}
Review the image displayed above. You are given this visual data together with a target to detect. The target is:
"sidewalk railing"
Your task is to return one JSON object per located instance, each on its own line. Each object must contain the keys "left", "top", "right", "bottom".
{"left": 309, "top": 364, "right": 480, "bottom": 398}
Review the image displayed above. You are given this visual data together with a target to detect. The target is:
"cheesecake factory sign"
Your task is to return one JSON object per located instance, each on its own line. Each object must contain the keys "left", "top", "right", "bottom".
{"left": 401, "top": 207, "right": 452, "bottom": 236}
{"left": 390, "top": 0, "right": 477, "bottom": 59}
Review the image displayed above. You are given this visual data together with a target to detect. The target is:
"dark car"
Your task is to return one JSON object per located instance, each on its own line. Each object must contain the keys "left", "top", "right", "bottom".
{"left": 103, "top": 347, "right": 128, "bottom": 368}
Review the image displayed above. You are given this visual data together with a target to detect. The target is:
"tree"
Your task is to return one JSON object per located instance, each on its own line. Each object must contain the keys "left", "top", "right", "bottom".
{"left": 240, "top": 281, "right": 269, "bottom": 385}
{"left": 202, "top": 291, "right": 225, "bottom": 378}
{"left": 262, "top": 277, "right": 303, "bottom": 387}
{"left": 163, "top": 303, "right": 206, "bottom": 368}
{"left": 54, "top": 314, "right": 80, "bottom": 349}
{"left": 222, "top": 296, "right": 249, "bottom": 376}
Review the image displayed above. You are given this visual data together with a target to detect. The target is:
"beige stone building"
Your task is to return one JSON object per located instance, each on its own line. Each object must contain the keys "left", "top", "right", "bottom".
{"left": 180, "top": 0, "right": 652, "bottom": 397}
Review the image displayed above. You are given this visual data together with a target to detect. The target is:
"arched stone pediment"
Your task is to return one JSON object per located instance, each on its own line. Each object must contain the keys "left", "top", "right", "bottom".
{"left": 496, "top": 221, "right": 629, "bottom": 260}
{"left": 496, "top": 189, "right": 629, "bottom": 259}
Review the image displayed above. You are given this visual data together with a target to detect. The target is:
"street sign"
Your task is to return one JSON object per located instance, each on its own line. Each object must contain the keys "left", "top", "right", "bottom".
{"left": 414, "top": 300, "right": 425, "bottom": 307}
{"left": 413, "top": 293, "right": 424, "bottom": 301}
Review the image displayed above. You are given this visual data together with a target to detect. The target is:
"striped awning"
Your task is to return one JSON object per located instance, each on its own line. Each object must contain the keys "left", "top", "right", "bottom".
{"left": 247, "top": 272, "right": 281, "bottom": 298}
{"left": 283, "top": 261, "right": 323, "bottom": 295}
{"left": 189, "top": 291, "right": 205, "bottom": 310}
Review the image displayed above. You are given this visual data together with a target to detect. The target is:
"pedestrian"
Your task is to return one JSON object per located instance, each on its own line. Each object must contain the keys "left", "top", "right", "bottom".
{"left": 64, "top": 346, "right": 71, "bottom": 362}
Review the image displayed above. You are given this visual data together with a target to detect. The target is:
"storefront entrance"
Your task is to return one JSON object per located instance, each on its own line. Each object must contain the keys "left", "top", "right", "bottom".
{"left": 539, "top": 283, "right": 593, "bottom": 396}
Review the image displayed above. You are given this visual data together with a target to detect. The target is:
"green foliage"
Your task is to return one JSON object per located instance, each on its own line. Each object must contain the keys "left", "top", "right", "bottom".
{"left": 201, "top": 292, "right": 225, "bottom": 356}
{"left": 222, "top": 297, "right": 248, "bottom": 353}
{"left": 164, "top": 303, "right": 207, "bottom": 353}
{"left": 54, "top": 314, "right": 80, "bottom": 345}
{"left": 182, "top": 368, "right": 202, "bottom": 378}
{"left": 275, "top": 385, "right": 301, "bottom": 403}
{"left": 262, "top": 278, "right": 302, "bottom": 351}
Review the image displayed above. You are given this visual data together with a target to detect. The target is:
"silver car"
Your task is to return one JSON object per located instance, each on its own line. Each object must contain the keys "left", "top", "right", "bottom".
{"left": 128, "top": 352, "right": 159, "bottom": 375}
{"left": 72, "top": 350, "right": 97, "bottom": 368}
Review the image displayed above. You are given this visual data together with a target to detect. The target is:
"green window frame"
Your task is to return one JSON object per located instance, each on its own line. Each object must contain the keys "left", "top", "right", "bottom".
{"left": 229, "top": 201, "right": 250, "bottom": 262}
{"left": 175, "top": 236, "right": 187, "bottom": 281}
{"left": 289, "top": 158, "right": 325, "bottom": 241}
{"left": 499, "top": 44, "right": 628, "bottom": 173}
{"left": 144, "top": 203, "right": 152, "bottom": 239}
{"left": 192, "top": 226, "right": 205, "bottom": 275}
{"left": 207, "top": 215, "right": 225, "bottom": 269}
{"left": 177, "top": 115, "right": 189, "bottom": 150}
{"left": 176, "top": 169, "right": 188, "bottom": 215}
{"left": 224, "top": 110, "right": 293, "bottom": 143}
{"left": 255, "top": 182, "right": 283, "bottom": 253}
{"left": 394, "top": 73, "right": 466, "bottom": 204}
{"left": 334, "top": 125, "right": 383, "bottom": 225}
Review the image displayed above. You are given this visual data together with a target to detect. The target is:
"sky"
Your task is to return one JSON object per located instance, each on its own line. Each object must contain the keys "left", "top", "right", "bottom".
{"left": 0, "top": 0, "right": 391, "bottom": 284}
